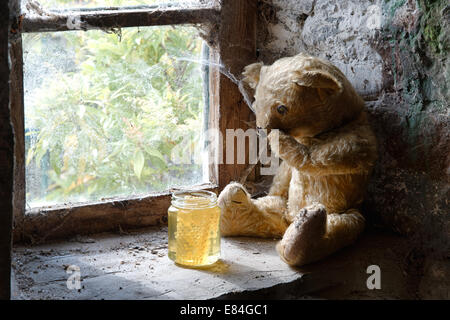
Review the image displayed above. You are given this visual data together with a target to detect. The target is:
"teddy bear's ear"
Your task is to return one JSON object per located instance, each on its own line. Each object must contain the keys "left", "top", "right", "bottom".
{"left": 242, "top": 62, "right": 263, "bottom": 89}
{"left": 292, "top": 70, "right": 343, "bottom": 97}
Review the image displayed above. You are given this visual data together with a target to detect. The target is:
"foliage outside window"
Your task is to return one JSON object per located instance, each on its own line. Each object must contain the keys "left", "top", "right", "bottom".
{"left": 23, "top": 0, "right": 209, "bottom": 208}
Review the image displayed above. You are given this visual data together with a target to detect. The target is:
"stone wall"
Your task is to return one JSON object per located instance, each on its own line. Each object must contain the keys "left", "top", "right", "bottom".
{"left": 255, "top": 0, "right": 449, "bottom": 298}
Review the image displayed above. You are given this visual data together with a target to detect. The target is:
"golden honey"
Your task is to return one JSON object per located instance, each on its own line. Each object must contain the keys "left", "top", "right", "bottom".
{"left": 168, "top": 190, "right": 221, "bottom": 267}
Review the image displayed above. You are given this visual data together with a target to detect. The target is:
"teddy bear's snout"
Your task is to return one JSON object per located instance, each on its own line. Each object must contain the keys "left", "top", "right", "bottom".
{"left": 256, "top": 117, "right": 279, "bottom": 130}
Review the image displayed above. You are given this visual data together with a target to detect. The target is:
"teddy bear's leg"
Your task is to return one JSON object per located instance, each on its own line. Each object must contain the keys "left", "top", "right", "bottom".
{"left": 218, "top": 182, "right": 289, "bottom": 238}
{"left": 276, "top": 204, "right": 365, "bottom": 266}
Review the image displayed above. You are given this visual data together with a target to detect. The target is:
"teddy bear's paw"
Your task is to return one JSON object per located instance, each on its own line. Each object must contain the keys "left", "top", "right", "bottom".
{"left": 217, "top": 182, "right": 251, "bottom": 212}
{"left": 277, "top": 203, "right": 327, "bottom": 266}
{"left": 293, "top": 203, "right": 327, "bottom": 233}
{"left": 218, "top": 182, "right": 255, "bottom": 236}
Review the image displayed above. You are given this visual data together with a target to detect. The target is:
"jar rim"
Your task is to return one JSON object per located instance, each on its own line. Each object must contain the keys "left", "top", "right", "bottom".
{"left": 171, "top": 189, "right": 217, "bottom": 209}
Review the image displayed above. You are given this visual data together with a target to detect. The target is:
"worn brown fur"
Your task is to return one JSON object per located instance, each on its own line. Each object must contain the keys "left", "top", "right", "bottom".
{"left": 218, "top": 53, "right": 377, "bottom": 266}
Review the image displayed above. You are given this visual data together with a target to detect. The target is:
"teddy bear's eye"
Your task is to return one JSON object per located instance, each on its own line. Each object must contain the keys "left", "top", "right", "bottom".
{"left": 277, "top": 105, "right": 288, "bottom": 115}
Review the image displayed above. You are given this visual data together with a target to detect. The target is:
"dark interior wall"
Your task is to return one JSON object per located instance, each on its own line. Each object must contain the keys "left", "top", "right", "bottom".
{"left": 362, "top": 1, "right": 449, "bottom": 298}
{"left": 0, "top": 0, "right": 13, "bottom": 300}
{"left": 363, "top": 0, "right": 449, "bottom": 252}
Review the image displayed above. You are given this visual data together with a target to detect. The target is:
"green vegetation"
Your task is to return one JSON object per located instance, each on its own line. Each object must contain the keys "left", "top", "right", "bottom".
{"left": 24, "top": 24, "right": 206, "bottom": 207}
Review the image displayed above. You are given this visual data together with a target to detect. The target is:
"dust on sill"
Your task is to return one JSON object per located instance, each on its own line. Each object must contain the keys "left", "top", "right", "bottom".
{"left": 11, "top": 226, "right": 414, "bottom": 300}
{"left": 11, "top": 226, "right": 308, "bottom": 300}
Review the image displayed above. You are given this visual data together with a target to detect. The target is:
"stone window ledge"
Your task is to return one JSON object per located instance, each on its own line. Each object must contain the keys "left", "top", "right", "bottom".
{"left": 12, "top": 226, "right": 414, "bottom": 300}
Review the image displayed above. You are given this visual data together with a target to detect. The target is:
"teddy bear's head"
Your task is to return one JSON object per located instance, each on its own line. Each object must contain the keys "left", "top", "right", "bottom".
{"left": 242, "top": 53, "right": 365, "bottom": 137}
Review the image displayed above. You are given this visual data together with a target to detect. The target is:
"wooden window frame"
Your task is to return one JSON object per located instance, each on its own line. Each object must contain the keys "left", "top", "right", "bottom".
{"left": 9, "top": 0, "right": 258, "bottom": 243}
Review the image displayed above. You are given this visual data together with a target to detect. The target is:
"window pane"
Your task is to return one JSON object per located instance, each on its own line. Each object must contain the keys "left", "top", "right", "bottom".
{"left": 22, "top": 0, "right": 211, "bottom": 10}
{"left": 23, "top": 26, "right": 209, "bottom": 208}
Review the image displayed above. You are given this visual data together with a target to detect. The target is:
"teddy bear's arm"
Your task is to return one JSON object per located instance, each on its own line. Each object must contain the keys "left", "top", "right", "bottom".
{"left": 306, "top": 129, "right": 377, "bottom": 175}
{"left": 269, "top": 127, "right": 376, "bottom": 176}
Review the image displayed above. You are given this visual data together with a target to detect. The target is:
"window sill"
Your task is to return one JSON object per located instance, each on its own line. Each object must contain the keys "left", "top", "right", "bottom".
{"left": 12, "top": 227, "right": 412, "bottom": 300}
{"left": 14, "top": 183, "right": 217, "bottom": 243}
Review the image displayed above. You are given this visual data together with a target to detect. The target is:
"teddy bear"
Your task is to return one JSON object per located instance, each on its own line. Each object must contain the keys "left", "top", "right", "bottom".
{"left": 217, "top": 53, "right": 377, "bottom": 267}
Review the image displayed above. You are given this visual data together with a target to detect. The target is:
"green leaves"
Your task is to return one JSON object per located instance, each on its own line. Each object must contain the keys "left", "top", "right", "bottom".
{"left": 24, "top": 24, "right": 206, "bottom": 207}
{"left": 133, "top": 150, "right": 145, "bottom": 180}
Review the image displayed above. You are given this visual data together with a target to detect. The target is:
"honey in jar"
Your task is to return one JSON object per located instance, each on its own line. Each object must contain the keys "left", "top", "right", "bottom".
{"left": 168, "top": 190, "right": 221, "bottom": 267}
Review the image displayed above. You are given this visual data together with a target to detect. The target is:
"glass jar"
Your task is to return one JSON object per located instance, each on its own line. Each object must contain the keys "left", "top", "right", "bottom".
{"left": 168, "top": 190, "right": 221, "bottom": 267}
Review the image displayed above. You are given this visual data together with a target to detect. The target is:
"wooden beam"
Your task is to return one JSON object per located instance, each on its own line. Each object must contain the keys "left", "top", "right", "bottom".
{"left": 22, "top": 7, "right": 219, "bottom": 33}
{"left": 0, "top": 0, "right": 13, "bottom": 301}
{"left": 216, "top": 0, "right": 258, "bottom": 190}
{"left": 10, "top": 37, "right": 25, "bottom": 251}
{"left": 15, "top": 183, "right": 217, "bottom": 243}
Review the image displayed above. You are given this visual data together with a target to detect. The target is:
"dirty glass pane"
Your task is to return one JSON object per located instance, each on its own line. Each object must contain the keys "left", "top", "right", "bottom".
{"left": 23, "top": 26, "right": 208, "bottom": 209}
{"left": 22, "top": 0, "right": 211, "bottom": 11}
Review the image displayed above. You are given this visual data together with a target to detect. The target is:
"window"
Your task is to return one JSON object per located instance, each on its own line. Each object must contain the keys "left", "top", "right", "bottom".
{"left": 24, "top": 26, "right": 208, "bottom": 208}
{"left": 11, "top": 0, "right": 258, "bottom": 241}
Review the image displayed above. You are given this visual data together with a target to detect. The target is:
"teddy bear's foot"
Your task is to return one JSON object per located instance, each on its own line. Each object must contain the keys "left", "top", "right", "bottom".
{"left": 276, "top": 203, "right": 327, "bottom": 266}
{"left": 218, "top": 182, "right": 288, "bottom": 238}
{"left": 218, "top": 182, "right": 254, "bottom": 236}
{"left": 218, "top": 182, "right": 251, "bottom": 212}
{"left": 277, "top": 206, "right": 366, "bottom": 266}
